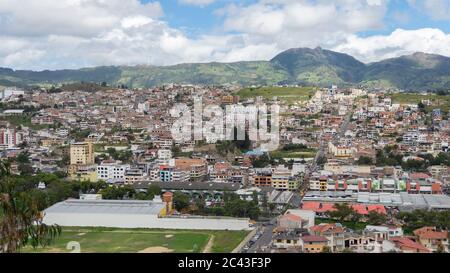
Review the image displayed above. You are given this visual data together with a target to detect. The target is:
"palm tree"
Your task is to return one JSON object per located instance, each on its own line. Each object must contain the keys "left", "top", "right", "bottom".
{"left": 1, "top": 167, "right": 61, "bottom": 253}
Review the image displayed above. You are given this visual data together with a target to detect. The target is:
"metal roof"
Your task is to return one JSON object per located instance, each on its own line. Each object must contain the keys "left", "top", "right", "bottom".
{"left": 44, "top": 199, "right": 165, "bottom": 215}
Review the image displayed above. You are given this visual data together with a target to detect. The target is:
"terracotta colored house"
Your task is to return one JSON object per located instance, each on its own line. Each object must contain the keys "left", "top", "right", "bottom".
{"left": 413, "top": 227, "right": 449, "bottom": 252}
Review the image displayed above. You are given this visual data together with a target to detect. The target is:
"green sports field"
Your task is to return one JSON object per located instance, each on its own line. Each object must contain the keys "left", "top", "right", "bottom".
{"left": 237, "top": 86, "right": 316, "bottom": 103}
{"left": 22, "top": 227, "right": 249, "bottom": 253}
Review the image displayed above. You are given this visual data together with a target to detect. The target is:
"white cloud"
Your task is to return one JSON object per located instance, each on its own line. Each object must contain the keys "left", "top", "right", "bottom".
{"left": 0, "top": 0, "right": 449, "bottom": 70}
{"left": 333, "top": 28, "right": 450, "bottom": 62}
{"left": 178, "top": 0, "right": 216, "bottom": 7}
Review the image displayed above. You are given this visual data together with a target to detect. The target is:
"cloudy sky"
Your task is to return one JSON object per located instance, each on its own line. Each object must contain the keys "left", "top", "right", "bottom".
{"left": 1, "top": 0, "right": 450, "bottom": 70}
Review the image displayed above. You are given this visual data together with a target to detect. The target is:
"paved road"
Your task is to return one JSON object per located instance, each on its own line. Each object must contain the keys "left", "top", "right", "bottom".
{"left": 245, "top": 220, "right": 276, "bottom": 253}
{"left": 242, "top": 109, "right": 355, "bottom": 253}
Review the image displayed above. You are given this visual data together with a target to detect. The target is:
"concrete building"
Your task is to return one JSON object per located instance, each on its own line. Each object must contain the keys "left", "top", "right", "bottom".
{"left": 43, "top": 199, "right": 251, "bottom": 231}
{"left": 70, "top": 142, "right": 94, "bottom": 165}
{"left": 97, "top": 161, "right": 130, "bottom": 181}
{"left": 0, "top": 128, "right": 24, "bottom": 149}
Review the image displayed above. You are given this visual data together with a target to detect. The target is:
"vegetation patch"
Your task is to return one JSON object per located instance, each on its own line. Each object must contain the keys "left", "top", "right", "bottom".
{"left": 237, "top": 86, "right": 316, "bottom": 103}
{"left": 22, "top": 227, "right": 248, "bottom": 253}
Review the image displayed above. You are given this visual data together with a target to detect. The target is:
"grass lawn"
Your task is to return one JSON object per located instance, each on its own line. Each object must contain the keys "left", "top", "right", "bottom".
{"left": 22, "top": 227, "right": 248, "bottom": 253}
{"left": 237, "top": 86, "right": 316, "bottom": 104}
{"left": 270, "top": 148, "right": 317, "bottom": 159}
{"left": 0, "top": 115, "right": 50, "bottom": 130}
{"left": 390, "top": 93, "right": 450, "bottom": 113}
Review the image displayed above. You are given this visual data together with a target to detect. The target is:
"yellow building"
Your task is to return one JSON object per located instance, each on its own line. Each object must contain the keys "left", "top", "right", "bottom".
{"left": 253, "top": 175, "right": 272, "bottom": 187}
{"left": 272, "top": 167, "right": 292, "bottom": 190}
{"left": 41, "top": 138, "right": 65, "bottom": 148}
{"left": 69, "top": 165, "right": 98, "bottom": 182}
{"left": 70, "top": 142, "right": 94, "bottom": 165}
{"left": 301, "top": 235, "right": 329, "bottom": 253}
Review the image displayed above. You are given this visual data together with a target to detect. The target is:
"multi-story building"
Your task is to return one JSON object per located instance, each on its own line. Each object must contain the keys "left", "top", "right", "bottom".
{"left": 156, "top": 149, "right": 172, "bottom": 166}
{"left": 124, "top": 168, "right": 147, "bottom": 184}
{"left": 159, "top": 166, "right": 190, "bottom": 183}
{"left": 300, "top": 235, "right": 329, "bottom": 253}
{"left": 414, "top": 227, "right": 449, "bottom": 252}
{"left": 272, "top": 166, "right": 291, "bottom": 190}
{"left": 70, "top": 142, "right": 94, "bottom": 166}
{"left": 310, "top": 223, "right": 346, "bottom": 253}
{"left": 175, "top": 158, "right": 207, "bottom": 182}
{"left": 0, "top": 128, "right": 24, "bottom": 149}
{"left": 97, "top": 161, "right": 130, "bottom": 182}
{"left": 252, "top": 169, "right": 272, "bottom": 188}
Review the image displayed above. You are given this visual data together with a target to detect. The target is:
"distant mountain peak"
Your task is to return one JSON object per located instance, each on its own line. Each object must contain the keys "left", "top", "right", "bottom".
{"left": 1, "top": 47, "right": 450, "bottom": 91}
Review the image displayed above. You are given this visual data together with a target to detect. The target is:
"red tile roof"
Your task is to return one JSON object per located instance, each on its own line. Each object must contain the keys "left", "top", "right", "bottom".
{"left": 281, "top": 213, "right": 303, "bottom": 222}
{"left": 301, "top": 235, "right": 328, "bottom": 243}
{"left": 310, "top": 223, "right": 345, "bottom": 234}
{"left": 367, "top": 205, "right": 387, "bottom": 215}
{"left": 390, "top": 237, "right": 430, "bottom": 253}
{"left": 414, "top": 227, "right": 448, "bottom": 240}
{"left": 301, "top": 202, "right": 387, "bottom": 215}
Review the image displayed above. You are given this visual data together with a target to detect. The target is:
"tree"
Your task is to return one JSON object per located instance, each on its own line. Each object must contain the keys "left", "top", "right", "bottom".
{"left": 251, "top": 154, "right": 271, "bottom": 168}
{"left": 357, "top": 156, "right": 373, "bottom": 165}
{"left": 173, "top": 192, "right": 190, "bottom": 212}
{"left": 329, "top": 203, "right": 356, "bottom": 223}
{"left": 234, "top": 127, "right": 251, "bottom": 151}
{"left": 0, "top": 179, "right": 61, "bottom": 253}
{"left": 367, "top": 211, "right": 387, "bottom": 225}
{"left": 147, "top": 185, "right": 162, "bottom": 198}
{"left": 321, "top": 246, "right": 332, "bottom": 253}
{"left": 317, "top": 155, "right": 327, "bottom": 166}
{"left": 342, "top": 248, "right": 354, "bottom": 253}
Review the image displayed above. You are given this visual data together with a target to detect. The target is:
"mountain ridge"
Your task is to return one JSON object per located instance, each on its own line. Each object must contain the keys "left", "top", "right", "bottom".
{"left": 1, "top": 48, "right": 450, "bottom": 91}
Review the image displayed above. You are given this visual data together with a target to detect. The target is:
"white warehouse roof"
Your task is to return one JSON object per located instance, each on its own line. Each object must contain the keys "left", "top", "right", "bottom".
{"left": 44, "top": 199, "right": 165, "bottom": 215}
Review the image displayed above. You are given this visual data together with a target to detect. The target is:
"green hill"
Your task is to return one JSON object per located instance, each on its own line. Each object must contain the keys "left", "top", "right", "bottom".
{"left": 1, "top": 48, "right": 450, "bottom": 90}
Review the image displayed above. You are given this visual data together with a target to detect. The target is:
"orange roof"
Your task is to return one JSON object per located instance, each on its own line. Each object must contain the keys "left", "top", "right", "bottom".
{"left": 352, "top": 204, "right": 369, "bottom": 215}
{"left": 367, "top": 205, "right": 387, "bottom": 215}
{"left": 391, "top": 237, "right": 430, "bottom": 253}
{"left": 301, "top": 202, "right": 337, "bottom": 213}
{"left": 310, "top": 223, "right": 345, "bottom": 234}
{"left": 281, "top": 213, "right": 302, "bottom": 222}
{"left": 215, "top": 162, "right": 232, "bottom": 172}
{"left": 302, "top": 202, "right": 387, "bottom": 215}
{"left": 414, "top": 227, "right": 448, "bottom": 240}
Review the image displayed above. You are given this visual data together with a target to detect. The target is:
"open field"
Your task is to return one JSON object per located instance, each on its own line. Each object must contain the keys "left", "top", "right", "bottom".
{"left": 237, "top": 86, "right": 316, "bottom": 103}
{"left": 389, "top": 93, "right": 450, "bottom": 113}
{"left": 270, "top": 149, "right": 317, "bottom": 159}
{"left": 22, "top": 227, "right": 249, "bottom": 253}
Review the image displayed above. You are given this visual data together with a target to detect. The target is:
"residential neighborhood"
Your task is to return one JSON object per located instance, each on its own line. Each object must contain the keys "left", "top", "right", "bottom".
{"left": 1, "top": 83, "right": 449, "bottom": 254}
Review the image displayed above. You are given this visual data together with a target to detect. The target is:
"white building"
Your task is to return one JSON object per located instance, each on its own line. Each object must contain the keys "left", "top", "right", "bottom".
{"left": 284, "top": 209, "right": 316, "bottom": 228}
{"left": 43, "top": 199, "right": 252, "bottom": 231}
{"left": 156, "top": 149, "right": 172, "bottom": 166}
{"left": 0, "top": 88, "right": 25, "bottom": 101}
{"left": 0, "top": 128, "right": 24, "bottom": 149}
{"left": 97, "top": 162, "right": 130, "bottom": 181}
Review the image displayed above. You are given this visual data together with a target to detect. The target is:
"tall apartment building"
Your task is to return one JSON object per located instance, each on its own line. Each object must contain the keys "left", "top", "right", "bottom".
{"left": 70, "top": 142, "right": 94, "bottom": 165}
{"left": 0, "top": 128, "right": 24, "bottom": 149}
